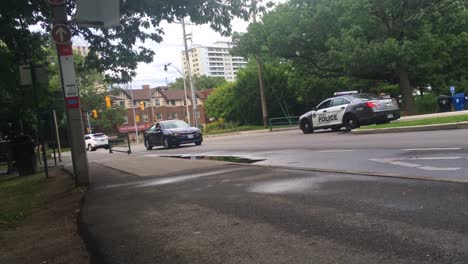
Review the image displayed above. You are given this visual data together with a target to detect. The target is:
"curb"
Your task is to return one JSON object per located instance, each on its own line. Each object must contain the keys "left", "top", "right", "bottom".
{"left": 352, "top": 122, "right": 468, "bottom": 134}
{"left": 228, "top": 163, "right": 468, "bottom": 184}
{"left": 60, "top": 167, "right": 110, "bottom": 264}
{"left": 204, "top": 126, "right": 297, "bottom": 138}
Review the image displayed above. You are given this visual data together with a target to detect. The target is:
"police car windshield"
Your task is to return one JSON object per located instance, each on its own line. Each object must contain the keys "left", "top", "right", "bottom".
{"left": 350, "top": 93, "right": 381, "bottom": 100}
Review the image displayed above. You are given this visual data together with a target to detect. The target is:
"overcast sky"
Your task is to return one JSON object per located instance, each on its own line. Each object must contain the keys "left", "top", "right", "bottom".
{"left": 71, "top": 1, "right": 288, "bottom": 89}
{"left": 130, "top": 18, "right": 250, "bottom": 89}
{"left": 119, "top": 0, "right": 288, "bottom": 89}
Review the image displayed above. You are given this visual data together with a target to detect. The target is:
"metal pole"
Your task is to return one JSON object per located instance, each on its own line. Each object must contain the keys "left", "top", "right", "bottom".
{"left": 52, "top": 109, "right": 62, "bottom": 162}
{"left": 48, "top": 1, "right": 89, "bottom": 186}
{"left": 129, "top": 83, "right": 139, "bottom": 144}
{"left": 181, "top": 18, "right": 198, "bottom": 127}
{"left": 148, "top": 87, "right": 155, "bottom": 122}
{"left": 256, "top": 56, "right": 269, "bottom": 127}
{"left": 182, "top": 76, "right": 191, "bottom": 124}
{"left": 86, "top": 111, "right": 92, "bottom": 134}
{"left": 168, "top": 64, "right": 191, "bottom": 124}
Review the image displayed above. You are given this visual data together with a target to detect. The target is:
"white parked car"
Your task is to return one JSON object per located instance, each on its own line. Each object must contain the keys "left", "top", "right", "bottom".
{"left": 85, "top": 133, "right": 109, "bottom": 151}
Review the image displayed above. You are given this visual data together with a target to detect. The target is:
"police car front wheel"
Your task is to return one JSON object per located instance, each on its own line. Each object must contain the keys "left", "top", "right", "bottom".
{"left": 300, "top": 119, "right": 314, "bottom": 134}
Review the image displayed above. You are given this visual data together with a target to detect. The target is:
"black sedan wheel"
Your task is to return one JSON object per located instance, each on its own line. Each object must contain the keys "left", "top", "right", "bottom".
{"left": 163, "top": 137, "right": 171, "bottom": 149}
{"left": 195, "top": 141, "right": 202, "bottom": 146}
{"left": 300, "top": 119, "right": 314, "bottom": 134}
{"left": 144, "top": 138, "right": 152, "bottom": 150}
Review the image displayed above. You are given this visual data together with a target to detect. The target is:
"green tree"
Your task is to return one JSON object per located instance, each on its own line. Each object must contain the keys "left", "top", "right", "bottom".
{"left": 205, "top": 82, "right": 236, "bottom": 120}
{"left": 170, "top": 75, "right": 227, "bottom": 90}
{"left": 234, "top": 0, "right": 468, "bottom": 115}
{"left": 1, "top": 0, "right": 251, "bottom": 83}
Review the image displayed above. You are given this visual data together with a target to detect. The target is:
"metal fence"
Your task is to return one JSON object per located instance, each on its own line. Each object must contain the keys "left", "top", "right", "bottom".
{"left": 108, "top": 134, "right": 131, "bottom": 154}
{"left": 269, "top": 116, "right": 300, "bottom": 131}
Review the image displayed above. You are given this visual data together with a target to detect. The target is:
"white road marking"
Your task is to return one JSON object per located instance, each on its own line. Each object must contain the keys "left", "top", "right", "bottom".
{"left": 370, "top": 156, "right": 465, "bottom": 172}
{"left": 409, "top": 157, "right": 461, "bottom": 160}
{"left": 402, "top": 148, "right": 461, "bottom": 151}
{"left": 389, "top": 161, "right": 421, "bottom": 168}
{"left": 370, "top": 158, "right": 401, "bottom": 163}
{"left": 418, "top": 166, "right": 460, "bottom": 171}
{"left": 136, "top": 167, "right": 245, "bottom": 187}
{"left": 318, "top": 150, "right": 354, "bottom": 153}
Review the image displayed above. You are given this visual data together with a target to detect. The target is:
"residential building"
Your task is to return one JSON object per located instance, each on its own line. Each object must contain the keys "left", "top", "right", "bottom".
{"left": 112, "top": 85, "right": 209, "bottom": 138}
{"left": 181, "top": 41, "right": 248, "bottom": 82}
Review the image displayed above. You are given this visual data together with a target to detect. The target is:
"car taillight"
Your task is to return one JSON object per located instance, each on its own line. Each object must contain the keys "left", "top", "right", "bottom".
{"left": 365, "top": 102, "right": 377, "bottom": 108}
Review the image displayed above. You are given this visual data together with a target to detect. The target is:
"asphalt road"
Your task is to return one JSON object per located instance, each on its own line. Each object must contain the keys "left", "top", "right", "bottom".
{"left": 83, "top": 162, "right": 468, "bottom": 264}
{"left": 126, "top": 128, "right": 468, "bottom": 181}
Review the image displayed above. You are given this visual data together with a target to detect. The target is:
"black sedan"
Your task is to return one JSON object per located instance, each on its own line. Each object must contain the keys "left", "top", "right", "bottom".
{"left": 144, "top": 120, "right": 203, "bottom": 150}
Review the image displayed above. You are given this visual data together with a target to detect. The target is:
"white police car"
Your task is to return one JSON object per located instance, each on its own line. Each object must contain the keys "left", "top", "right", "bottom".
{"left": 299, "top": 91, "right": 400, "bottom": 134}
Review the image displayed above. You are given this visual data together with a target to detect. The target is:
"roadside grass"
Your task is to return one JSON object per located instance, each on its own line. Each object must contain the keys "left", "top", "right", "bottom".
{"left": 359, "top": 114, "right": 468, "bottom": 130}
{"left": 204, "top": 125, "right": 265, "bottom": 135}
{"left": 45, "top": 147, "right": 70, "bottom": 158}
{"left": 0, "top": 173, "right": 47, "bottom": 231}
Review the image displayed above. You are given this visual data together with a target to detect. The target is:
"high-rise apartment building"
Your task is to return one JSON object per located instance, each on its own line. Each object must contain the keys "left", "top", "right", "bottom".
{"left": 181, "top": 41, "right": 248, "bottom": 81}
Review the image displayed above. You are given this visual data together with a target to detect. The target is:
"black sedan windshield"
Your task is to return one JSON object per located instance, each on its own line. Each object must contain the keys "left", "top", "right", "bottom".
{"left": 161, "top": 120, "right": 190, "bottom": 129}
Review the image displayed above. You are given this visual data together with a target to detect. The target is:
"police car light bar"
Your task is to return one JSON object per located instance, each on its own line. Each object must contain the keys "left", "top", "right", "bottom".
{"left": 333, "top": 91, "right": 359, "bottom": 96}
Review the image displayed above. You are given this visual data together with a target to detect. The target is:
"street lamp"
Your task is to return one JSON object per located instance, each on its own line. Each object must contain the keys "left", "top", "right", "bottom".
{"left": 164, "top": 63, "right": 191, "bottom": 125}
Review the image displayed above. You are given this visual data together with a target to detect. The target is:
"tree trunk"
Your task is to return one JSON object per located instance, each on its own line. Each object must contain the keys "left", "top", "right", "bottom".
{"left": 398, "top": 69, "right": 417, "bottom": 116}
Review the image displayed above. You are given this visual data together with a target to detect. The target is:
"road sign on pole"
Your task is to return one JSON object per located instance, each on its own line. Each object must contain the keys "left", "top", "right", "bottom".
{"left": 51, "top": 24, "right": 72, "bottom": 44}
{"left": 450, "top": 86, "right": 456, "bottom": 96}
{"left": 49, "top": 1, "right": 89, "bottom": 186}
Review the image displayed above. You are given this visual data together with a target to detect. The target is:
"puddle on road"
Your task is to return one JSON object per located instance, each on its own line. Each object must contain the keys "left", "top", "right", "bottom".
{"left": 162, "top": 155, "right": 264, "bottom": 164}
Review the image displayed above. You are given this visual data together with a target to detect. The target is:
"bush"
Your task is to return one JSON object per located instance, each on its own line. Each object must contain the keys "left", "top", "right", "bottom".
{"left": 415, "top": 94, "right": 439, "bottom": 114}
{"left": 204, "top": 118, "right": 240, "bottom": 132}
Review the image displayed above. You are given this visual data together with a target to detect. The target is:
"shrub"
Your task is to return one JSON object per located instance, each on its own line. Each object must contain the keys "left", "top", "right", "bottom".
{"left": 204, "top": 118, "right": 240, "bottom": 132}
{"left": 415, "top": 94, "right": 439, "bottom": 114}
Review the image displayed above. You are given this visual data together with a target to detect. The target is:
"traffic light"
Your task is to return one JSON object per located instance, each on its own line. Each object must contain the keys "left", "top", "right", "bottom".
{"left": 105, "top": 95, "right": 111, "bottom": 109}
{"left": 153, "top": 116, "right": 157, "bottom": 122}
{"left": 91, "top": 109, "right": 98, "bottom": 119}
{"left": 139, "top": 101, "right": 145, "bottom": 110}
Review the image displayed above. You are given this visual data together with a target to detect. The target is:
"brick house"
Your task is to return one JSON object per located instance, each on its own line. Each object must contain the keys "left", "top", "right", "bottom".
{"left": 113, "top": 85, "right": 209, "bottom": 136}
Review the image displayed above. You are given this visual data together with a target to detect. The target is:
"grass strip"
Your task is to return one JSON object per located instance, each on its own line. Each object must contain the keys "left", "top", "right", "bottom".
{"left": 0, "top": 173, "right": 47, "bottom": 231}
{"left": 204, "top": 125, "right": 265, "bottom": 135}
{"left": 359, "top": 114, "right": 468, "bottom": 130}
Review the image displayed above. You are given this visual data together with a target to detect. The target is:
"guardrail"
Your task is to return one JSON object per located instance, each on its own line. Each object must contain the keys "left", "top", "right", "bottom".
{"left": 108, "top": 134, "right": 131, "bottom": 154}
{"left": 269, "top": 116, "right": 300, "bottom": 131}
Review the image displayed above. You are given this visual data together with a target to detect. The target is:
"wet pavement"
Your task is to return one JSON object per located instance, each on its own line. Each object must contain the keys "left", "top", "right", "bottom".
{"left": 82, "top": 161, "right": 468, "bottom": 264}
{"left": 120, "top": 129, "right": 468, "bottom": 182}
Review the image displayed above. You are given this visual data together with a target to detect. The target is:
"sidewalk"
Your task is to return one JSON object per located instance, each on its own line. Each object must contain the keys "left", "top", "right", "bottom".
{"left": 92, "top": 155, "right": 229, "bottom": 177}
{"left": 399, "top": 110, "right": 468, "bottom": 122}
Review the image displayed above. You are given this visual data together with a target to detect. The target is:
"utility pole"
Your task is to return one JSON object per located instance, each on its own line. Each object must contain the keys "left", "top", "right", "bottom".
{"left": 181, "top": 18, "right": 198, "bottom": 128}
{"left": 251, "top": 0, "right": 269, "bottom": 127}
{"left": 52, "top": 109, "right": 62, "bottom": 162}
{"left": 47, "top": 0, "right": 89, "bottom": 185}
{"left": 164, "top": 63, "right": 191, "bottom": 124}
{"left": 147, "top": 87, "right": 155, "bottom": 122}
{"left": 129, "top": 83, "right": 139, "bottom": 144}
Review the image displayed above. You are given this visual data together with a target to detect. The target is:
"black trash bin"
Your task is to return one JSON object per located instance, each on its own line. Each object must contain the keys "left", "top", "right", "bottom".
{"left": 437, "top": 95, "right": 452, "bottom": 112}
{"left": 11, "top": 135, "right": 37, "bottom": 176}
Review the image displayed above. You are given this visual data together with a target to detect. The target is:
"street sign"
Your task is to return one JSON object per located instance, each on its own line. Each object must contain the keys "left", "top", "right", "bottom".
{"left": 60, "top": 55, "right": 78, "bottom": 97}
{"left": 48, "top": 0, "right": 65, "bottom": 5}
{"left": 450, "top": 86, "right": 456, "bottom": 95}
{"left": 76, "top": 0, "right": 120, "bottom": 28}
{"left": 51, "top": 24, "right": 71, "bottom": 44}
{"left": 65, "top": 96, "right": 80, "bottom": 108}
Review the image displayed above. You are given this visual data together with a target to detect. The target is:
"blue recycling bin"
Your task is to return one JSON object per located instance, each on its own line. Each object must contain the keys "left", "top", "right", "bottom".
{"left": 452, "top": 93, "right": 466, "bottom": 111}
